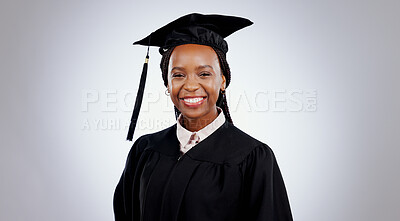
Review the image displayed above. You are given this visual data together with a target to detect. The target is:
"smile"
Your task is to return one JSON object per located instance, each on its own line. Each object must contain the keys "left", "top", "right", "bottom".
{"left": 180, "top": 96, "right": 206, "bottom": 107}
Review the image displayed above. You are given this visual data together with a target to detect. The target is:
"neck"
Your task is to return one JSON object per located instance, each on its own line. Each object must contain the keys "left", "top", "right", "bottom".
{"left": 181, "top": 108, "right": 219, "bottom": 132}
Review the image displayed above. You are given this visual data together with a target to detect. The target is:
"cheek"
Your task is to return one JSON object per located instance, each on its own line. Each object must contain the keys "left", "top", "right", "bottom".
{"left": 207, "top": 81, "right": 221, "bottom": 101}
{"left": 169, "top": 81, "right": 181, "bottom": 101}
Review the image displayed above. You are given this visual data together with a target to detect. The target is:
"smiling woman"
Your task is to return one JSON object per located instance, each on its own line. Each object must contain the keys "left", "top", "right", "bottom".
{"left": 114, "top": 13, "right": 293, "bottom": 221}
{"left": 167, "top": 44, "right": 226, "bottom": 131}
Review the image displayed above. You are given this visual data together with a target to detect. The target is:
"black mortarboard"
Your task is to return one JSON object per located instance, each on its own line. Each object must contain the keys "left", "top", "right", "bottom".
{"left": 127, "top": 13, "right": 253, "bottom": 141}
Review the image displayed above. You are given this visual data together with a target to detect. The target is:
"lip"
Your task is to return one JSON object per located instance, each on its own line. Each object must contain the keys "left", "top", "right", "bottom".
{"left": 179, "top": 96, "right": 207, "bottom": 107}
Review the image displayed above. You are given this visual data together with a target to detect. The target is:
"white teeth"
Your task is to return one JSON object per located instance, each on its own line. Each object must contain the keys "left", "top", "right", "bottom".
{"left": 183, "top": 97, "right": 204, "bottom": 103}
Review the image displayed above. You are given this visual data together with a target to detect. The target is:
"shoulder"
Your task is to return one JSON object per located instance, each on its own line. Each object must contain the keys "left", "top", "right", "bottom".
{"left": 222, "top": 122, "right": 264, "bottom": 148}
{"left": 223, "top": 125, "right": 278, "bottom": 175}
{"left": 130, "top": 124, "right": 179, "bottom": 156}
{"left": 222, "top": 122, "right": 274, "bottom": 164}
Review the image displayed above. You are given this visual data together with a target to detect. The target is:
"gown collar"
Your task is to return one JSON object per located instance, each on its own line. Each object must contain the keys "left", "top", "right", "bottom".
{"left": 150, "top": 119, "right": 240, "bottom": 164}
{"left": 148, "top": 111, "right": 258, "bottom": 164}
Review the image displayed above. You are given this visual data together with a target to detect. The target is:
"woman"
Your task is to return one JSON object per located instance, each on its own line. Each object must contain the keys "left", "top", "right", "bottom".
{"left": 114, "top": 13, "right": 293, "bottom": 221}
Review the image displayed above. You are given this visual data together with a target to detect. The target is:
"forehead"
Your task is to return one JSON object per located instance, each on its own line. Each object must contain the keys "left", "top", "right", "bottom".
{"left": 169, "top": 44, "right": 219, "bottom": 67}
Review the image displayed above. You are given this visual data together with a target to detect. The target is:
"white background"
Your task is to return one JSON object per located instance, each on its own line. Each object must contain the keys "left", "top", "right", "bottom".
{"left": 1, "top": 0, "right": 399, "bottom": 220}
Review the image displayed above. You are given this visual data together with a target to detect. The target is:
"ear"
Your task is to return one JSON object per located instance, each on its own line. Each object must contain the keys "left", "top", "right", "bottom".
{"left": 220, "top": 74, "right": 226, "bottom": 91}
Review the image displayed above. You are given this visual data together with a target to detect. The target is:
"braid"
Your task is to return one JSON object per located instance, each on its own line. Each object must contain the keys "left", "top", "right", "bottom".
{"left": 160, "top": 45, "right": 233, "bottom": 124}
{"left": 174, "top": 106, "right": 181, "bottom": 119}
{"left": 212, "top": 47, "right": 233, "bottom": 124}
{"left": 160, "top": 47, "right": 176, "bottom": 87}
{"left": 212, "top": 47, "right": 231, "bottom": 87}
{"left": 217, "top": 92, "right": 233, "bottom": 124}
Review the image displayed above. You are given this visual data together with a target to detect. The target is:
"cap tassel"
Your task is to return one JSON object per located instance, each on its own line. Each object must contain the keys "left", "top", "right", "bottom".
{"left": 126, "top": 46, "right": 150, "bottom": 141}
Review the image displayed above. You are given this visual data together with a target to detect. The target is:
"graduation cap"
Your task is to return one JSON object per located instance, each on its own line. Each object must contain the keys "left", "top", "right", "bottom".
{"left": 127, "top": 13, "right": 253, "bottom": 141}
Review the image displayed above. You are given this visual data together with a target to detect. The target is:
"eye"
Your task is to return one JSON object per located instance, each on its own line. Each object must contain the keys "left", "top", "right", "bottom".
{"left": 199, "top": 72, "right": 211, "bottom": 77}
{"left": 172, "top": 73, "right": 185, "bottom": 78}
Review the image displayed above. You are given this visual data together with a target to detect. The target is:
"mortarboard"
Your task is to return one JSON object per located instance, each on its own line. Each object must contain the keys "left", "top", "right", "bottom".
{"left": 127, "top": 13, "right": 253, "bottom": 141}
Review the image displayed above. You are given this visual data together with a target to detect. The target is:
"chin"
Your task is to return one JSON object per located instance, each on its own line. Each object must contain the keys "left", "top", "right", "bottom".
{"left": 180, "top": 110, "right": 205, "bottom": 119}
{"left": 178, "top": 107, "right": 210, "bottom": 119}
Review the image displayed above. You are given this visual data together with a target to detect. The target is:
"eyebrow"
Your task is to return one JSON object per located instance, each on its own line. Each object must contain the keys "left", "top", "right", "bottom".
{"left": 171, "top": 65, "right": 214, "bottom": 72}
{"left": 196, "top": 65, "right": 214, "bottom": 71}
{"left": 171, "top": 67, "right": 185, "bottom": 72}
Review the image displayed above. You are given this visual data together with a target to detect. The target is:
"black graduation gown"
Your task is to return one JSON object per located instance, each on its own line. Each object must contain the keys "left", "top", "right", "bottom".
{"left": 114, "top": 120, "right": 293, "bottom": 221}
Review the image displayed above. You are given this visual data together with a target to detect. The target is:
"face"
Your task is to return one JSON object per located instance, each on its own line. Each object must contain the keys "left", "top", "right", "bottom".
{"left": 167, "top": 44, "right": 226, "bottom": 123}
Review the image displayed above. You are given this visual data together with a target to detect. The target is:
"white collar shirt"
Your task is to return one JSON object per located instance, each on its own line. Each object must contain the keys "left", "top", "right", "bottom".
{"left": 176, "top": 107, "right": 226, "bottom": 155}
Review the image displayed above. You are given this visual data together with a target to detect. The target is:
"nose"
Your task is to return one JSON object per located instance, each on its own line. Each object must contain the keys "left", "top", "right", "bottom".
{"left": 183, "top": 74, "right": 200, "bottom": 92}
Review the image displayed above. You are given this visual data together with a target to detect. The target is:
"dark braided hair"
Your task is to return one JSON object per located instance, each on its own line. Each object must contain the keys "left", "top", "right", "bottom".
{"left": 159, "top": 45, "right": 233, "bottom": 124}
